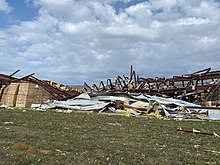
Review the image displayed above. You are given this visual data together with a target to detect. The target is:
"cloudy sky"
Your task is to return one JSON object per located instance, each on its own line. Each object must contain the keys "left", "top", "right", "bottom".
{"left": 0, "top": 0, "right": 220, "bottom": 85}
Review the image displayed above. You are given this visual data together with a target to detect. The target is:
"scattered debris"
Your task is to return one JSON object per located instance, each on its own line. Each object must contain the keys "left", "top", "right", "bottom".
{"left": 32, "top": 92, "right": 215, "bottom": 120}
{"left": 1, "top": 67, "right": 220, "bottom": 121}
{"left": 55, "top": 149, "right": 69, "bottom": 156}
{"left": 81, "top": 66, "right": 220, "bottom": 120}
{"left": 177, "top": 127, "right": 220, "bottom": 137}
{"left": 0, "top": 105, "right": 8, "bottom": 108}
{"left": 3, "top": 121, "right": 13, "bottom": 125}
{"left": 106, "top": 122, "right": 123, "bottom": 126}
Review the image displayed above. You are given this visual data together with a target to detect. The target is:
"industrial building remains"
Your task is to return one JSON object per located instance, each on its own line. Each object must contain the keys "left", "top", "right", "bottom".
{"left": 1, "top": 67, "right": 220, "bottom": 120}
{"left": 0, "top": 70, "right": 80, "bottom": 108}
{"left": 87, "top": 66, "right": 220, "bottom": 106}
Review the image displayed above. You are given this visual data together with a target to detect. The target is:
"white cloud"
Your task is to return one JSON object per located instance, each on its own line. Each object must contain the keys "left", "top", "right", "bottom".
{"left": 59, "top": 22, "right": 91, "bottom": 33}
{"left": 0, "top": 0, "right": 13, "bottom": 14}
{"left": 125, "top": 2, "right": 152, "bottom": 26}
{"left": 1, "top": 0, "right": 220, "bottom": 84}
{"left": 198, "top": 36, "right": 217, "bottom": 44}
{"left": 175, "top": 17, "right": 211, "bottom": 26}
{"left": 151, "top": 0, "right": 177, "bottom": 10}
{"left": 105, "top": 25, "right": 158, "bottom": 39}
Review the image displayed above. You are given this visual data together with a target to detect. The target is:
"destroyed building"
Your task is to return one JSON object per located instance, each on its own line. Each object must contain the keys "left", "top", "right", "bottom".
{"left": 0, "top": 70, "right": 80, "bottom": 108}
{"left": 1, "top": 67, "right": 220, "bottom": 120}
{"left": 87, "top": 66, "right": 220, "bottom": 106}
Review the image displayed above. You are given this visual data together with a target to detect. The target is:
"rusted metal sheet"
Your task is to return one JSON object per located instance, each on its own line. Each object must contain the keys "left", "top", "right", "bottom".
{"left": 26, "top": 76, "right": 80, "bottom": 100}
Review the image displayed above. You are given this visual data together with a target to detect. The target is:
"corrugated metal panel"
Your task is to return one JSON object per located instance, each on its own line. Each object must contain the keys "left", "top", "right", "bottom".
{"left": 208, "top": 110, "right": 220, "bottom": 120}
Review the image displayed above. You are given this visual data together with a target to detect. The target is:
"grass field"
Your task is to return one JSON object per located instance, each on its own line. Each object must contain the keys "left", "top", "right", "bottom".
{"left": 0, "top": 109, "right": 220, "bottom": 165}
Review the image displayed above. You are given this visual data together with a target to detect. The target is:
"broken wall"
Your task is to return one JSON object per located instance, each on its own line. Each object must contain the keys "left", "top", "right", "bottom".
{"left": 0, "top": 83, "right": 19, "bottom": 107}
{"left": 0, "top": 82, "right": 53, "bottom": 108}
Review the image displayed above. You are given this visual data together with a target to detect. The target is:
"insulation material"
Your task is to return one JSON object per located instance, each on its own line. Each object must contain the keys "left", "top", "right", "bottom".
{"left": 0, "top": 82, "right": 53, "bottom": 108}
{"left": 15, "top": 82, "right": 53, "bottom": 108}
{"left": 0, "top": 83, "right": 19, "bottom": 107}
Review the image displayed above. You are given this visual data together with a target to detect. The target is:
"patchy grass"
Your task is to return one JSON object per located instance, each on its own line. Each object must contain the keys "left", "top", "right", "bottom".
{"left": 0, "top": 109, "right": 220, "bottom": 165}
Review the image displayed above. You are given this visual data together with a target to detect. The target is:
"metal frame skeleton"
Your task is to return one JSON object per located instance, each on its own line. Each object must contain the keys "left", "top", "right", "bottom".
{"left": 89, "top": 66, "right": 220, "bottom": 105}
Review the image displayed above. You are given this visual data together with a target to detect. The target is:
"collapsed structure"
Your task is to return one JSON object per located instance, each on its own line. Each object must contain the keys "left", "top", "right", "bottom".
{"left": 29, "top": 66, "right": 220, "bottom": 121}
{"left": 0, "top": 70, "right": 80, "bottom": 108}
{"left": 1, "top": 67, "right": 220, "bottom": 120}
{"left": 86, "top": 66, "right": 220, "bottom": 106}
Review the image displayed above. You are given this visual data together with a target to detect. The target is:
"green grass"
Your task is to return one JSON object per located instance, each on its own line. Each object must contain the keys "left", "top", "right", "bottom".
{"left": 0, "top": 109, "right": 220, "bottom": 165}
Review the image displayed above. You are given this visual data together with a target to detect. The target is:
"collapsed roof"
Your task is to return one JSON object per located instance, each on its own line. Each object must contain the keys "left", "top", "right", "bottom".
{"left": 0, "top": 70, "right": 80, "bottom": 101}
{"left": 86, "top": 66, "right": 220, "bottom": 106}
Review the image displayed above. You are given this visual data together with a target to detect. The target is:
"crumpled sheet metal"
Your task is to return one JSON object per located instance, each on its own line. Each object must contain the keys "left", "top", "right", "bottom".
{"left": 54, "top": 99, "right": 104, "bottom": 106}
{"left": 51, "top": 93, "right": 110, "bottom": 111}
{"left": 130, "top": 101, "right": 150, "bottom": 108}
{"left": 55, "top": 102, "right": 110, "bottom": 111}
{"left": 31, "top": 92, "right": 218, "bottom": 120}
{"left": 91, "top": 95, "right": 137, "bottom": 102}
{"left": 74, "top": 93, "right": 91, "bottom": 100}
{"left": 137, "top": 94, "right": 200, "bottom": 108}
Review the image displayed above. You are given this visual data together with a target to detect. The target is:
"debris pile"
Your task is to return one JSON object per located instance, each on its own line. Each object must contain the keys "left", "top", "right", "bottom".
{"left": 1, "top": 67, "right": 220, "bottom": 120}
{"left": 33, "top": 91, "right": 219, "bottom": 120}
{"left": 34, "top": 66, "right": 220, "bottom": 120}
{"left": 86, "top": 66, "right": 220, "bottom": 106}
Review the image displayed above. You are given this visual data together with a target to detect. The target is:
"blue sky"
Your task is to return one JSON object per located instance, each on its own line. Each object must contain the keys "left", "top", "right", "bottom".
{"left": 0, "top": 0, "right": 37, "bottom": 27}
{"left": 0, "top": 0, "right": 220, "bottom": 85}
